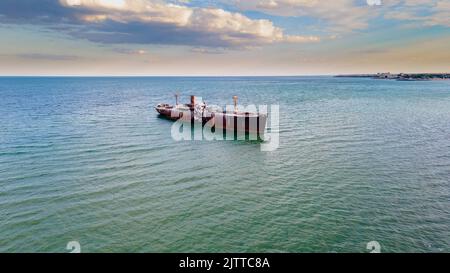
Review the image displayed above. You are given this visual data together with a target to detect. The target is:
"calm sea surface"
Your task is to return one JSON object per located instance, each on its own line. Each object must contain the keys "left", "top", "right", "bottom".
{"left": 0, "top": 77, "right": 449, "bottom": 252}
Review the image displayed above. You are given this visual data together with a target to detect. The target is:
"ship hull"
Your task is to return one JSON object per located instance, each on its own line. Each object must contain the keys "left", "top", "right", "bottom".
{"left": 155, "top": 105, "right": 267, "bottom": 137}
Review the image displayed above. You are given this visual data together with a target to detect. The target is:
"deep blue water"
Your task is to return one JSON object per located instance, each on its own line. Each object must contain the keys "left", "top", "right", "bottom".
{"left": 0, "top": 76, "right": 449, "bottom": 252}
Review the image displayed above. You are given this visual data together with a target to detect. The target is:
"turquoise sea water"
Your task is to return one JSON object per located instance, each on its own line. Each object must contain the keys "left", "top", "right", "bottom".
{"left": 0, "top": 76, "right": 449, "bottom": 253}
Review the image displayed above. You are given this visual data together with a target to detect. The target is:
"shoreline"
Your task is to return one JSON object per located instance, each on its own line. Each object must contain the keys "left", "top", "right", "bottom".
{"left": 336, "top": 73, "right": 450, "bottom": 81}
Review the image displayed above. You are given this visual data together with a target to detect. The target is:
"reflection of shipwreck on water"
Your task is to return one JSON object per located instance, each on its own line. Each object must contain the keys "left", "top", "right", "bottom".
{"left": 155, "top": 95, "right": 267, "bottom": 140}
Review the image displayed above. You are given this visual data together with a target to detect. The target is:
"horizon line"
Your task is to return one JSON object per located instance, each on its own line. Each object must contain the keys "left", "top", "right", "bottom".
{"left": 0, "top": 75, "right": 337, "bottom": 77}
{"left": 1, "top": 72, "right": 448, "bottom": 78}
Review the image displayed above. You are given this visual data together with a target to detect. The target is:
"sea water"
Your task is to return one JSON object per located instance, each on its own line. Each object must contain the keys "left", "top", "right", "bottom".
{"left": 0, "top": 76, "right": 449, "bottom": 252}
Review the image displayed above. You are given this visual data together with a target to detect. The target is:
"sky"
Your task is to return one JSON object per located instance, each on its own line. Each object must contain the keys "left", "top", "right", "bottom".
{"left": 0, "top": 0, "right": 449, "bottom": 76}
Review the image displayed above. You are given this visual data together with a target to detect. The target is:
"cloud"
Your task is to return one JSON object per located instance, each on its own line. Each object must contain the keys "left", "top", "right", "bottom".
{"left": 383, "top": 0, "right": 450, "bottom": 27}
{"left": 0, "top": 0, "right": 77, "bottom": 23}
{"left": 284, "top": 35, "right": 320, "bottom": 43}
{"left": 233, "top": 0, "right": 450, "bottom": 33}
{"left": 112, "top": 48, "right": 149, "bottom": 55}
{"left": 189, "top": 47, "right": 226, "bottom": 54}
{"left": 233, "top": 0, "right": 374, "bottom": 33}
{"left": 425, "top": 0, "right": 450, "bottom": 27}
{"left": 0, "top": 0, "right": 320, "bottom": 48}
{"left": 15, "top": 53, "right": 81, "bottom": 61}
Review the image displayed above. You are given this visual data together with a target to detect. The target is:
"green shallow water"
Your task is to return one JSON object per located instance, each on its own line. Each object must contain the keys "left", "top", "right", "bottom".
{"left": 0, "top": 76, "right": 449, "bottom": 252}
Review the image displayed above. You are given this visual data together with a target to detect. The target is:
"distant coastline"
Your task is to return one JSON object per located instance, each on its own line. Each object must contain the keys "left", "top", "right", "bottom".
{"left": 336, "top": 73, "right": 450, "bottom": 81}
